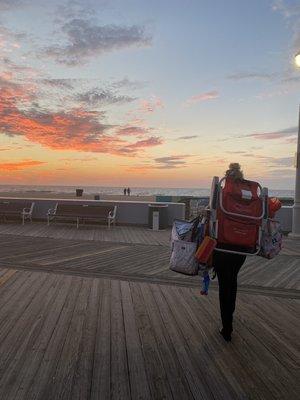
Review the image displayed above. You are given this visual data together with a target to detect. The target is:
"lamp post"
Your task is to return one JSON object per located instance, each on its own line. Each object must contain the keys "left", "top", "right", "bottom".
{"left": 289, "top": 52, "right": 300, "bottom": 238}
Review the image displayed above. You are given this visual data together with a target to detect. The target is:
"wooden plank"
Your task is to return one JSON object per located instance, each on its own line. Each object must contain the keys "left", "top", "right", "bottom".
{"left": 0, "top": 273, "right": 58, "bottom": 390}
{"left": 42, "top": 279, "right": 92, "bottom": 400}
{"left": 70, "top": 279, "right": 100, "bottom": 400}
{"left": 110, "top": 280, "right": 131, "bottom": 399}
{"left": 24, "top": 276, "right": 83, "bottom": 400}
{"left": 130, "top": 282, "right": 173, "bottom": 400}
{"left": 90, "top": 279, "right": 111, "bottom": 400}
{"left": 140, "top": 283, "right": 193, "bottom": 399}
{"left": 1, "top": 275, "right": 71, "bottom": 400}
{"left": 120, "top": 281, "right": 152, "bottom": 400}
{"left": 149, "top": 283, "right": 213, "bottom": 400}
{"left": 0, "top": 270, "right": 16, "bottom": 287}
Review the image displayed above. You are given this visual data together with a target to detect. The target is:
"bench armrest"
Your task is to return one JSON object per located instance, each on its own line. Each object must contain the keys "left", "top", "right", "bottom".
{"left": 108, "top": 206, "right": 117, "bottom": 219}
{"left": 22, "top": 202, "right": 34, "bottom": 215}
{"left": 47, "top": 203, "right": 58, "bottom": 216}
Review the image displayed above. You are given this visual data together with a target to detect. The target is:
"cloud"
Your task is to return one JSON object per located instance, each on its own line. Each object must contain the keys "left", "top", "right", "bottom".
{"left": 60, "top": 156, "right": 98, "bottom": 162}
{"left": 272, "top": 0, "right": 300, "bottom": 18}
{"left": 229, "top": 153, "right": 294, "bottom": 166}
{"left": 227, "top": 72, "right": 275, "bottom": 81}
{"left": 244, "top": 126, "right": 297, "bottom": 140}
{"left": 267, "top": 168, "right": 295, "bottom": 177}
{"left": 184, "top": 91, "right": 219, "bottom": 107}
{"left": 76, "top": 88, "right": 136, "bottom": 106}
{"left": 139, "top": 97, "right": 164, "bottom": 113}
{"left": 153, "top": 155, "right": 190, "bottom": 169}
{"left": 0, "top": 27, "right": 26, "bottom": 51}
{"left": 269, "top": 156, "right": 294, "bottom": 166}
{"left": 0, "top": 57, "right": 36, "bottom": 79}
{"left": 41, "top": 79, "right": 75, "bottom": 89}
{"left": 43, "top": 18, "right": 151, "bottom": 66}
{"left": 272, "top": 1, "right": 300, "bottom": 53}
{"left": 226, "top": 150, "right": 247, "bottom": 154}
{"left": 286, "top": 136, "right": 298, "bottom": 143}
{"left": 116, "top": 126, "right": 149, "bottom": 138}
{"left": 55, "top": 0, "right": 96, "bottom": 22}
{"left": 118, "top": 137, "right": 164, "bottom": 155}
{"left": 0, "top": 145, "right": 23, "bottom": 151}
{"left": 176, "top": 135, "right": 198, "bottom": 141}
{"left": 0, "top": 78, "right": 162, "bottom": 156}
{"left": 0, "top": 0, "right": 24, "bottom": 11}
{"left": 0, "top": 160, "right": 45, "bottom": 171}
{"left": 111, "top": 77, "right": 144, "bottom": 90}
{"left": 127, "top": 155, "right": 191, "bottom": 171}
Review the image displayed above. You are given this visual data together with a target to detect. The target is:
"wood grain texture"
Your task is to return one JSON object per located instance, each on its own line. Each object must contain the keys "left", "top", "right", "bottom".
{"left": 0, "top": 228, "right": 299, "bottom": 399}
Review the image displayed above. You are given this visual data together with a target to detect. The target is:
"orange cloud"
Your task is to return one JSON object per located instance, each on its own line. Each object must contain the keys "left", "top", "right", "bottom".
{"left": 0, "top": 160, "right": 46, "bottom": 171}
{"left": 0, "top": 76, "right": 163, "bottom": 156}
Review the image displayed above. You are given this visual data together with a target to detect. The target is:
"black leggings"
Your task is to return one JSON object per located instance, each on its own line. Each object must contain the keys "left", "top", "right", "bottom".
{"left": 213, "top": 251, "right": 246, "bottom": 334}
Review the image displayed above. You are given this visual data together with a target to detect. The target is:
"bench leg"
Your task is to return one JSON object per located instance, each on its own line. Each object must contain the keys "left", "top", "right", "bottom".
{"left": 22, "top": 215, "right": 25, "bottom": 225}
{"left": 47, "top": 216, "right": 50, "bottom": 226}
{"left": 77, "top": 217, "right": 79, "bottom": 229}
{"left": 108, "top": 219, "right": 111, "bottom": 229}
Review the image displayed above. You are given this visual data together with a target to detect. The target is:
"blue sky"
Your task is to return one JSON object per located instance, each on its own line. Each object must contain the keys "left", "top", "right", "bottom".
{"left": 0, "top": 0, "right": 299, "bottom": 188}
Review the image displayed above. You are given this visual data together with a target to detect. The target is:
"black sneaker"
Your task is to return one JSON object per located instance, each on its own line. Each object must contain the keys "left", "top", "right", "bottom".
{"left": 219, "top": 328, "right": 231, "bottom": 342}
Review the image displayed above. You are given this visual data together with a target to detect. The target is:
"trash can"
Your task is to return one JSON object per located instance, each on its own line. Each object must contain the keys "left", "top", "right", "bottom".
{"left": 148, "top": 204, "right": 168, "bottom": 230}
{"left": 76, "top": 188, "right": 83, "bottom": 197}
{"left": 94, "top": 195, "right": 100, "bottom": 200}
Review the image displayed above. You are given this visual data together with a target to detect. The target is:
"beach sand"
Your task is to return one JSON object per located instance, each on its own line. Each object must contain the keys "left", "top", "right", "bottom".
{"left": 0, "top": 191, "right": 156, "bottom": 202}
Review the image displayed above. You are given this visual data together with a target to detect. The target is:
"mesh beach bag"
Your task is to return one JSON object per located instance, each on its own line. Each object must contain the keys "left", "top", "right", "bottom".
{"left": 259, "top": 219, "right": 282, "bottom": 259}
{"left": 170, "top": 218, "right": 201, "bottom": 276}
{"left": 170, "top": 240, "right": 199, "bottom": 275}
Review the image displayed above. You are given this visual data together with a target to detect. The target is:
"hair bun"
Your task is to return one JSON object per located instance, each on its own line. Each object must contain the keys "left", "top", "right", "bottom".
{"left": 225, "top": 163, "right": 244, "bottom": 180}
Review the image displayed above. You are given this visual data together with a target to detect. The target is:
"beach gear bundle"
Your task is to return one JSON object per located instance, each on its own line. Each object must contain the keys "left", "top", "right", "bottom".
{"left": 170, "top": 217, "right": 216, "bottom": 294}
{"left": 169, "top": 175, "right": 282, "bottom": 294}
{"left": 209, "top": 176, "right": 282, "bottom": 258}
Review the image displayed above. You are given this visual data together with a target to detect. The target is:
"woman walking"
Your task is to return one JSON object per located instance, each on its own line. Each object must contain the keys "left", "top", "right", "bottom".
{"left": 213, "top": 163, "right": 247, "bottom": 342}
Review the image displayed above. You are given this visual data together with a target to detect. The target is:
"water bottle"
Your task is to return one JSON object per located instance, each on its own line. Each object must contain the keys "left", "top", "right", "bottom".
{"left": 200, "top": 271, "right": 210, "bottom": 295}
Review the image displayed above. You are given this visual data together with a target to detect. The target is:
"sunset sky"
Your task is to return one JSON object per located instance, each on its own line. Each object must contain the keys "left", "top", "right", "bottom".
{"left": 0, "top": 0, "right": 300, "bottom": 189}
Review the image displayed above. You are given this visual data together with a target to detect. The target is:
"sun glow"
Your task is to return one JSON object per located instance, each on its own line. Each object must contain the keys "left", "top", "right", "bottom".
{"left": 295, "top": 53, "right": 300, "bottom": 68}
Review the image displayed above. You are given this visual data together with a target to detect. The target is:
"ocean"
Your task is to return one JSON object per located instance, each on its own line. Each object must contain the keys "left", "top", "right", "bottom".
{"left": 0, "top": 184, "right": 294, "bottom": 198}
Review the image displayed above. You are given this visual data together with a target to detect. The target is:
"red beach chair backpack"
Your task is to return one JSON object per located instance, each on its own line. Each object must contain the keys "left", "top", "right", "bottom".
{"left": 209, "top": 176, "right": 267, "bottom": 255}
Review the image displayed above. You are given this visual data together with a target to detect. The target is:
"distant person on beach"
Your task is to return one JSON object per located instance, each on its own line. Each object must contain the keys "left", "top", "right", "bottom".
{"left": 213, "top": 163, "right": 246, "bottom": 342}
{"left": 123, "top": 188, "right": 127, "bottom": 196}
{"left": 127, "top": 187, "right": 131, "bottom": 196}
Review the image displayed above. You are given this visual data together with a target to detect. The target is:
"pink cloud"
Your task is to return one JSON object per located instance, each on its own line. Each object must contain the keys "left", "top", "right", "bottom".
{"left": 139, "top": 97, "right": 164, "bottom": 113}
{"left": 185, "top": 90, "right": 219, "bottom": 106}
{"left": 245, "top": 127, "right": 297, "bottom": 140}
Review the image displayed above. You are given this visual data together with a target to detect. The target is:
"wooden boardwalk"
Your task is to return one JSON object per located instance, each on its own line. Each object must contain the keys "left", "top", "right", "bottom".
{"left": 0, "top": 222, "right": 171, "bottom": 246}
{"left": 0, "top": 225, "right": 299, "bottom": 399}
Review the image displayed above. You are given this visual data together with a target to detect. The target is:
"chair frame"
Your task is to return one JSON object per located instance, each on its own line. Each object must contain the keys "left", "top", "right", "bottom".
{"left": 209, "top": 176, "right": 268, "bottom": 256}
